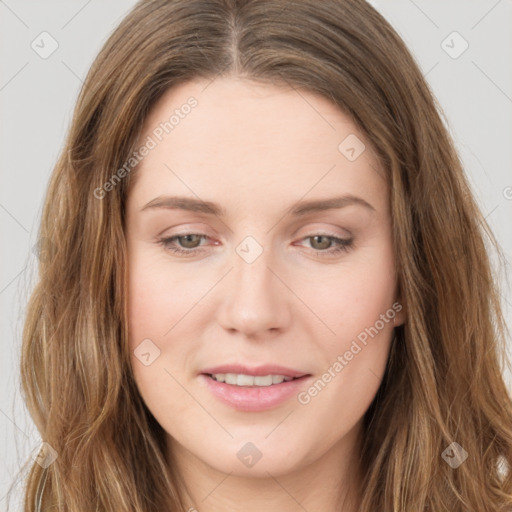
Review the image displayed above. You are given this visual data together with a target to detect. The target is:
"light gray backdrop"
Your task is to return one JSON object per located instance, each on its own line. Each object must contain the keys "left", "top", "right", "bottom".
{"left": 1, "top": 0, "right": 511, "bottom": 508}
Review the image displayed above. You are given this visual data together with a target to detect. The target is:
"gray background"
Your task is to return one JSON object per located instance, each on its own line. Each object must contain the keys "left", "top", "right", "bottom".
{"left": 1, "top": 0, "right": 511, "bottom": 508}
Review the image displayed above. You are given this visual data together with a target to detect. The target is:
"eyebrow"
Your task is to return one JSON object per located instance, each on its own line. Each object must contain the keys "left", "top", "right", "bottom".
{"left": 140, "top": 194, "right": 376, "bottom": 216}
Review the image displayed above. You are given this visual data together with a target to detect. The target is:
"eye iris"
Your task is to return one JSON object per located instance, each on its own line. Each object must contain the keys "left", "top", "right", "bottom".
{"left": 310, "top": 235, "right": 331, "bottom": 250}
{"left": 179, "top": 234, "right": 202, "bottom": 249}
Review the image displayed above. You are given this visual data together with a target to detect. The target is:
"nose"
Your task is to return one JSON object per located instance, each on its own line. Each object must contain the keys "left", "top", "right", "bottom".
{"left": 215, "top": 242, "right": 292, "bottom": 338}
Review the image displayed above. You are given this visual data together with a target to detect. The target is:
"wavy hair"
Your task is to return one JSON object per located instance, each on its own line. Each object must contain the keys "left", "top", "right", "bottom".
{"left": 13, "top": 0, "right": 512, "bottom": 510}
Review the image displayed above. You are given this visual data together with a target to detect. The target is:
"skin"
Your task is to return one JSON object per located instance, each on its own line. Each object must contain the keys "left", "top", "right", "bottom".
{"left": 125, "top": 77, "right": 405, "bottom": 512}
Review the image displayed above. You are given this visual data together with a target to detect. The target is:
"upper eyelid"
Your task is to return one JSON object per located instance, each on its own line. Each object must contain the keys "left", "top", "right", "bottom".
{"left": 161, "top": 223, "right": 351, "bottom": 240}
{"left": 162, "top": 230, "right": 349, "bottom": 239}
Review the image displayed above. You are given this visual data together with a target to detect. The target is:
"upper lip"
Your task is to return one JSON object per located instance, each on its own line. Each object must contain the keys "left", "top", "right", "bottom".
{"left": 201, "top": 364, "right": 310, "bottom": 378}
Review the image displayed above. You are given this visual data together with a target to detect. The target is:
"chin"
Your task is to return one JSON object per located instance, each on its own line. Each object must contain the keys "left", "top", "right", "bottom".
{"left": 200, "top": 436, "right": 311, "bottom": 477}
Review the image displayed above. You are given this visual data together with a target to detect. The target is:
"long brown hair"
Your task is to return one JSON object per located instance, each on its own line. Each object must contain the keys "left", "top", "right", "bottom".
{"left": 13, "top": 0, "right": 512, "bottom": 510}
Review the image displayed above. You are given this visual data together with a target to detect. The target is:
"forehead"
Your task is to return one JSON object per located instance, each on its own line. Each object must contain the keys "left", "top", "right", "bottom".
{"left": 141, "top": 77, "right": 369, "bottom": 156}
{"left": 129, "top": 77, "right": 387, "bottom": 214}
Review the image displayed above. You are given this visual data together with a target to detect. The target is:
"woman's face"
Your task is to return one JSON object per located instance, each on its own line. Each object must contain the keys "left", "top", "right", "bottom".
{"left": 125, "top": 77, "right": 404, "bottom": 478}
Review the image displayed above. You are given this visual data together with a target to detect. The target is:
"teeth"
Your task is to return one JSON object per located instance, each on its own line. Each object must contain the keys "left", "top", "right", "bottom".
{"left": 211, "top": 373, "right": 295, "bottom": 386}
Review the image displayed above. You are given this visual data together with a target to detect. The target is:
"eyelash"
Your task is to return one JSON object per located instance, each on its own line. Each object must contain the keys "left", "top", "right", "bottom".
{"left": 157, "top": 233, "right": 354, "bottom": 258}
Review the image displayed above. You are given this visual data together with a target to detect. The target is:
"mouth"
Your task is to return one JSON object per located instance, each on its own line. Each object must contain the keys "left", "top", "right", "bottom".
{"left": 199, "top": 365, "right": 312, "bottom": 412}
{"left": 204, "top": 373, "right": 308, "bottom": 387}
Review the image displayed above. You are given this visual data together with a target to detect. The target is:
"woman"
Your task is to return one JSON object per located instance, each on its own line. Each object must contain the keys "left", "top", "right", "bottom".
{"left": 17, "top": 0, "right": 512, "bottom": 510}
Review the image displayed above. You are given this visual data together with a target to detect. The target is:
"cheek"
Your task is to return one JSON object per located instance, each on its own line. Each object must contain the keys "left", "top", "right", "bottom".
{"left": 126, "top": 252, "right": 202, "bottom": 423}
{"left": 291, "top": 244, "right": 397, "bottom": 417}
{"left": 126, "top": 246, "right": 216, "bottom": 395}
{"left": 296, "top": 246, "right": 397, "bottom": 415}
{"left": 334, "top": 268, "right": 396, "bottom": 344}
{"left": 299, "top": 242, "right": 397, "bottom": 353}
{"left": 126, "top": 247, "right": 206, "bottom": 346}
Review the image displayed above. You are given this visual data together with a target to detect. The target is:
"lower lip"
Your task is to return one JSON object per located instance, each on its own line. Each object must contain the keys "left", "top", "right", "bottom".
{"left": 200, "top": 374, "right": 311, "bottom": 412}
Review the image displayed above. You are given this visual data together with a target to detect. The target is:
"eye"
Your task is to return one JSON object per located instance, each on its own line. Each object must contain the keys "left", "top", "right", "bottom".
{"left": 157, "top": 233, "right": 210, "bottom": 256}
{"left": 157, "top": 233, "right": 354, "bottom": 258}
{"left": 299, "top": 234, "right": 354, "bottom": 257}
